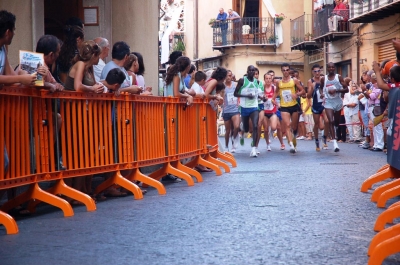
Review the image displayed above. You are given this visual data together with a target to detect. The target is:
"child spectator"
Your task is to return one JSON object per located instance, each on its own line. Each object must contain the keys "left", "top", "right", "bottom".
{"left": 190, "top": 71, "right": 207, "bottom": 98}
{"left": 343, "top": 80, "right": 362, "bottom": 142}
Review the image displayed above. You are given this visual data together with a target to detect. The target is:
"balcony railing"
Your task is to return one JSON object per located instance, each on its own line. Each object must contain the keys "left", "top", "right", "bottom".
{"left": 349, "top": 0, "right": 400, "bottom": 23}
{"left": 291, "top": 14, "right": 322, "bottom": 51}
{"left": 212, "top": 17, "right": 276, "bottom": 48}
{"left": 313, "top": 9, "right": 353, "bottom": 42}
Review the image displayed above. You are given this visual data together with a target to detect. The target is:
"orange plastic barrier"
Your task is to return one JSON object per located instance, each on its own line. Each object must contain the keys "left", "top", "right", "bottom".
{"left": 0, "top": 85, "right": 236, "bottom": 234}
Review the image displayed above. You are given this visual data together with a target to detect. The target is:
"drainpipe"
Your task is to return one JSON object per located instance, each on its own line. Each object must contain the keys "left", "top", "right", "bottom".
{"left": 356, "top": 26, "right": 360, "bottom": 84}
{"left": 194, "top": 0, "right": 199, "bottom": 63}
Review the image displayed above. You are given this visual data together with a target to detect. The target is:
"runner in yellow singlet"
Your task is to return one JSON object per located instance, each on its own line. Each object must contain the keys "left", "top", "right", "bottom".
{"left": 272, "top": 63, "right": 305, "bottom": 153}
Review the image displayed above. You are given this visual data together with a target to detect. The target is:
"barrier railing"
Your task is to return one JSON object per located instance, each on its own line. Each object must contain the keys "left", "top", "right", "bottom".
{"left": 0, "top": 85, "right": 237, "bottom": 235}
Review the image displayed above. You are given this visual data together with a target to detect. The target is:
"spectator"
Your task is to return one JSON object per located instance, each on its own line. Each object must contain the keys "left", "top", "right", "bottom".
{"left": 314, "top": 0, "right": 325, "bottom": 35}
{"left": 204, "top": 67, "right": 227, "bottom": 104}
{"left": 123, "top": 53, "right": 138, "bottom": 86}
{"left": 227, "top": 9, "right": 241, "bottom": 44}
{"left": 100, "top": 41, "right": 142, "bottom": 94}
{"left": 301, "top": 94, "right": 314, "bottom": 140}
{"left": 328, "top": 0, "right": 348, "bottom": 32}
{"left": 165, "top": 56, "right": 193, "bottom": 105}
{"left": 64, "top": 40, "right": 104, "bottom": 93}
{"left": 381, "top": 52, "right": 400, "bottom": 78}
{"left": 216, "top": 8, "right": 228, "bottom": 45}
{"left": 93, "top": 37, "right": 110, "bottom": 82}
{"left": 132, "top": 52, "right": 152, "bottom": 94}
{"left": 190, "top": 70, "right": 207, "bottom": 98}
{"left": 166, "top": 50, "right": 182, "bottom": 70}
{"left": 184, "top": 64, "right": 196, "bottom": 88}
{"left": 100, "top": 68, "right": 126, "bottom": 95}
{"left": 56, "top": 24, "right": 84, "bottom": 84}
{"left": 343, "top": 80, "right": 362, "bottom": 143}
{"left": 358, "top": 71, "right": 372, "bottom": 149}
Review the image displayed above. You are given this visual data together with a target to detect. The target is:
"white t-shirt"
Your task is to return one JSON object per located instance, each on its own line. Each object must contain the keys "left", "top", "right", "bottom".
{"left": 191, "top": 82, "right": 204, "bottom": 95}
{"left": 93, "top": 58, "right": 105, "bottom": 82}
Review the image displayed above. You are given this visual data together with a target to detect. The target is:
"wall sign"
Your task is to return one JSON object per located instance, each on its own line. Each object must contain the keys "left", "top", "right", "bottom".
{"left": 84, "top": 7, "right": 99, "bottom": 26}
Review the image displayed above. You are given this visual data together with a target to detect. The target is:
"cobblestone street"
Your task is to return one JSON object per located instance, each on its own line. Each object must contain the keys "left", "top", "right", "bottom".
{"left": 1, "top": 138, "right": 399, "bottom": 265}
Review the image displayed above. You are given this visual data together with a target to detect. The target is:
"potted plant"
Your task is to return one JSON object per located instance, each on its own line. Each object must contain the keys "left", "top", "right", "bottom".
{"left": 268, "top": 35, "right": 278, "bottom": 44}
{"left": 173, "top": 40, "right": 185, "bottom": 52}
{"left": 274, "top": 13, "right": 286, "bottom": 24}
{"left": 209, "top": 18, "right": 218, "bottom": 28}
{"left": 304, "top": 32, "right": 313, "bottom": 41}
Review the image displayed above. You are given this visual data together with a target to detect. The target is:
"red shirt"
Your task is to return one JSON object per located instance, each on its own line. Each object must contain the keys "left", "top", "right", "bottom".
{"left": 264, "top": 85, "right": 277, "bottom": 114}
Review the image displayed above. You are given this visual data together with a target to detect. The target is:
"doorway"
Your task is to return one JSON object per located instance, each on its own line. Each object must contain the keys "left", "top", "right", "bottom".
{"left": 44, "top": 0, "right": 84, "bottom": 41}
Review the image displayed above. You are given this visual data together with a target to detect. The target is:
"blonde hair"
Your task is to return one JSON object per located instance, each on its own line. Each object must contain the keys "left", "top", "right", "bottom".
{"left": 123, "top": 53, "right": 138, "bottom": 71}
{"left": 76, "top": 40, "right": 101, "bottom": 62}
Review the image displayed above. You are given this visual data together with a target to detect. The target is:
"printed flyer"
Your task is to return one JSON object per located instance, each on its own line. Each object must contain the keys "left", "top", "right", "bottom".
{"left": 19, "top": 50, "right": 45, "bottom": 86}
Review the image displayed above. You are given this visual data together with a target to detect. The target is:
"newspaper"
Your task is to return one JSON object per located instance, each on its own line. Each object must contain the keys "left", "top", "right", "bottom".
{"left": 19, "top": 50, "right": 44, "bottom": 86}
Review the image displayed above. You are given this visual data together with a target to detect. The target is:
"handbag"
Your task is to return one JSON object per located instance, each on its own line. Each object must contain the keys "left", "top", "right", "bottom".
{"left": 372, "top": 105, "right": 383, "bottom": 117}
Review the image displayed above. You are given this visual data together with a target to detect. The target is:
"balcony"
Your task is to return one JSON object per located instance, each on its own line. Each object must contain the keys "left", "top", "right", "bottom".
{"left": 290, "top": 14, "right": 322, "bottom": 51}
{"left": 212, "top": 17, "right": 276, "bottom": 51}
{"left": 349, "top": 0, "right": 400, "bottom": 23}
{"left": 313, "top": 9, "right": 353, "bottom": 43}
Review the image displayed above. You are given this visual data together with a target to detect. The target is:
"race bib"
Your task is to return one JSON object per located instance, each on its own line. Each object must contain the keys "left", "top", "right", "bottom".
{"left": 316, "top": 90, "right": 323, "bottom": 103}
{"left": 282, "top": 90, "right": 292, "bottom": 103}
{"left": 226, "top": 92, "right": 237, "bottom": 105}
{"left": 264, "top": 99, "right": 274, "bottom": 110}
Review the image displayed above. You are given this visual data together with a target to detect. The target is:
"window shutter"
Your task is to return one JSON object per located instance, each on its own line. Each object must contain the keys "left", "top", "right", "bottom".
{"left": 378, "top": 40, "right": 396, "bottom": 63}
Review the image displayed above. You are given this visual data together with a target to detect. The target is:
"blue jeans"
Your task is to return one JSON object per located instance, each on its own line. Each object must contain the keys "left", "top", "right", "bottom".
{"left": 361, "top": 109, "right": 370, "bottom": 136}
{"left": 221, "top": 29, "right": 227, "bottom": 45}
{"left": 4, "top": 146, "right": 9, "bottom": 174}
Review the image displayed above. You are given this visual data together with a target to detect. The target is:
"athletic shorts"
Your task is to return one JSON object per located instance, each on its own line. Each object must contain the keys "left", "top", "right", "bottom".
{"left": 276, "top": 110, "right": 282, "bottom": 121}
{"left": 280, "top": 105, "right": 300, "bottom": 115}
{"left": 240, "top": 107, "right": 259, "bottom": 117}
{"left": 312, "top": 104, "right": 324, "bottom": 115}
{"left": 264, "top": 113, "right": 276, "bottom": 119}
{"left": 222, "top": 112, "right": 240, "bottom": 121}
{"left": 324, "top": 99, "right": 343, "bottom": 112}
{"left": 258, "top": 103, "right": 264, "bottom": 112}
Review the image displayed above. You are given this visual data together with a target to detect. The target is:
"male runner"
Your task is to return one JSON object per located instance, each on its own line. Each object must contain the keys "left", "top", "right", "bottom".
{"left": 272, "top": 63, "right": 305, "bottom": 153}
{"left": 320, "top": 62, "right": 349, "bottom": 152}
{"left": 307, "top": 64, "right": 328, "bottom": 151}
{"left": 234, "top": 65, "right": 261, "bottom": 157}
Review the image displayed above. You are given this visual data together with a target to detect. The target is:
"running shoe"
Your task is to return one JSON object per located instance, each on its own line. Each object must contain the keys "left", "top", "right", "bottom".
{"left": 231, "top": 147, "right": 236, "bottom": 153}
{"left": 323, "top": 144, "right": 328, "bottom": 150}
{"left": 240, "top": 134, "right": 244, "bottom": 146}
{"left": 256, "top": 148, "right": 260, "bottom": 154}
{"left": 292, "top": 136, "right": 297, "bottom": 148}
{"left": 296, "top": 136, "right": 305, "bottom": 140}
{"left": 315, "top": 140, "right": 320, "bottom": 152}
{"left": 250, "top": 147, "right": 258, "bottom": 157}
{"left": 322, "top": 135, "right": 327, "bottom": 145}
{"left": 333, "top": 141, "right": 340, "bottom": 152}
{"left": 267, "top": 145, "right": 272, "bottom": 151}
{"left": 289, "top": 143, "right": 296, "bottom": 154}
{"left": 280, "top": 144, "right": 285, "bottom": 150}
{"left": 361, "top": 142, "right": 370, "bottom": 149}
{"left": 233, "top": 135, "right": 239, "bottom": 149}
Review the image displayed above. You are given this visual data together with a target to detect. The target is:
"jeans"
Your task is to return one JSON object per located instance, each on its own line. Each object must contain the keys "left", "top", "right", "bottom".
{"left": 221, "top": 29, "right": 227, "bottom": 45}
{"left": 361, "top": 109, "right": 370, "bottom": 136}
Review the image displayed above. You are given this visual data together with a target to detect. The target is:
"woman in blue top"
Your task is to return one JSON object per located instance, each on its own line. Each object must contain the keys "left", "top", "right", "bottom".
{"left": 165, "top": 56, "right": 193, "bottom": 105}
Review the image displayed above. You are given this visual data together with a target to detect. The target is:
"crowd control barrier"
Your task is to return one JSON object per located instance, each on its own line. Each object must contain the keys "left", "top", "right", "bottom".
{"left": 0, "top": 85, "right": 236, "bottom": 235}
{"left": 360, "top": 165, "right": 400, "bottom": 264}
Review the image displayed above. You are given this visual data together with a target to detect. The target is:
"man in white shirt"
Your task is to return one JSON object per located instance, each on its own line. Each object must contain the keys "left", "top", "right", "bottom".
{"left": 93, "top": 37, "right": 110, "bottom": 82}
{"left": 343, "top": 81, "right": 362, "bottom": 142}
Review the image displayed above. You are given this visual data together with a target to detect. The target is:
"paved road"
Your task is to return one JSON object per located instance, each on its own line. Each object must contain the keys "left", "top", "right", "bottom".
{"left": 1, "top": 137, "right": 399, "bottom": 265}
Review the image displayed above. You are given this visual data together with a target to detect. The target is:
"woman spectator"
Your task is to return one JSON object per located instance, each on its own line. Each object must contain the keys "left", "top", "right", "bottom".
{"left": 123, "top": 53, "right": 138, "bottom": 87}
{"left": 131, "top": 52, "right": 152, "bottom": 95}
{"left": 204, "top": 67, "right": 227, "bottom": 103}
{"left": 56, "top": 25, "right": 84, "bottom": 85}
{"left": 64, "top": 40, "right": 104, "bottom": 93}
{"left": 165, "top": 56, "right": 193, "bottom": 105}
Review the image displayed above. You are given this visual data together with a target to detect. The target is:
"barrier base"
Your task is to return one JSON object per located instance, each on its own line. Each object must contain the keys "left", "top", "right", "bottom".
{"left": 171, "top": 160, "right": 203, "bottom": 183}
{"left": 147, "top": 162, "right": 194, "bottom": 187}
{"left": 27, "top": 179, "right": 96, "bottom": 213}
{"left": 185, "top": 155, "right": 222, "bottom": 176}
{"left": 205, "top": 153, "right": 230, "bottom": 173}
{"left": 95, "top": 171, "right": 143, "bottom": 200}
{"left": 374, "top": 204, "right": 400, "bottom": 232}
{"left": 361, "top": 167, "right": 394, "bottom": 192}
{"left": 126, "top": 168, "right": 166, "bottom": 195}
{"left": 371, "top": 178, "right": 400, "bottom": 203}
{"left": 1, "top": 183, "right": 74, "bottom": 217}
{"left": 377, "top": 184, "right": 400, "bottom": 208}
{"left": 368, "top": 225, "right": 400, "bottom": 263}
{"left": 0, "top": 210, "right": 18, "bottom": 234}
{"left": 212, "top": 150, "right": 237, "bottom": 168}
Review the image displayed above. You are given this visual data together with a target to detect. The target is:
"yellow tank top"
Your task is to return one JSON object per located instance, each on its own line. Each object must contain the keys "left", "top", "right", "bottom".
{"left": 279, "top": 79, "right": 297, "bottom": 107}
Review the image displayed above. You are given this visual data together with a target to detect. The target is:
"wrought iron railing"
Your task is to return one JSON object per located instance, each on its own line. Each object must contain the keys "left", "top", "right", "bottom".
{"left": 291, "top": 14, "right": 314, "bottom": 46}
{"left": 313, "top": 9, "right": 352, "bottom": 38}
{"left": 212, "top": 17, "right": 276, "bottom": 46}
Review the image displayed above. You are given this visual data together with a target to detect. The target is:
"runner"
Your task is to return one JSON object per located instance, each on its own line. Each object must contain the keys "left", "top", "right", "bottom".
{"left": 307, "top": 64, "right": 328, "bottom": 151}
{"left": 320, "top": 62, "right": 349, "bottom": 152}
{"left": 254, "top": 68, "right": 265, "bottom": 154}
{"left": 222, "top": 70, "right": 240, "bottom": 152}
{"left": 272, "top": 63, "right": 305, "bottom": 153}
{"left": 260, "top": 72, "right": 285, "bottom": 151}
{"left": 234, "top": 65, "right": 262, "bottom": 157}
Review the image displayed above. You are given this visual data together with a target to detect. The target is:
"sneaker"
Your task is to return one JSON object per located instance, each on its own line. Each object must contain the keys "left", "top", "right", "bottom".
{"left": 231, "top": 147, "right": 236, "bottom": 153}
{"left": 296, "top": 136, "right": 305, "bottom": 140}
{"left": 233, "top": 135, "right": 239, "bottom": 149}
{"left": 280, "top": 144, "right": 285, "bottom": 150}
{"left": 362, "top": 142, "right": 370, "bottom": 149}
{"left": 282, "top": 135, "right": 287, "bottom": 139}
{"left": 256, "top": 148, "right": 260, "bottom": 154}
{"left": 322, "top": 135, "right": 327, "bottom": 145}
{"left": 315, "top": 140, "right": 320, "bottom": 152}
{"left": 240, "top": 134, "right": 244, "bottom": 146}
{"left": 250, "top": 147, "right": 258, "bottom": 157}
{"left": 251, "top": 141, "right": 254, "bottom": 147}
{"left": 333, "top": 141, "right": 340, "bottom": 152}
{"left": 323, "top": 144, "right": 328, "bottom": 150}
{"left": 162, "top": 174, "right": 182, "bottom": 183}
{"left": 267, "top": 145, "right": 272, "bottom": 151}
{"left": 292, "top": 137, "right": 297, "bottom": 148}
{"left": 289, "top": 142, "right": 296, "bottom": 154}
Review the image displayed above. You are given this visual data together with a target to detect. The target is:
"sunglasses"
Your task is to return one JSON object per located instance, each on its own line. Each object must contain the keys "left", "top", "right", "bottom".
{"left": 282, "top": 69, "right": 290, "bottom": 72}
{"left": 313, "top": 70, "right": 321, "bottom": 73}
